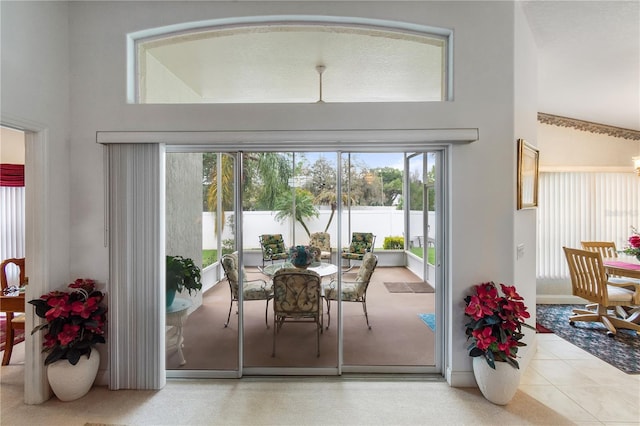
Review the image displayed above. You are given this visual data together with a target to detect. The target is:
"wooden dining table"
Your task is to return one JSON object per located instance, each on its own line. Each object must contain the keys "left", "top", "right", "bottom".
{"left": 603, "top": 257, "right": 640, "bottom": 323}
{"left": 0, "top": 291, "right": 25, "bottom": 314}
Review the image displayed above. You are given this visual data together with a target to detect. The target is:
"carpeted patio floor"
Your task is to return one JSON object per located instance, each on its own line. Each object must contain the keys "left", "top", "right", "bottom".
{"left": 167, "top": 266, "right": 437, "bottom": 370}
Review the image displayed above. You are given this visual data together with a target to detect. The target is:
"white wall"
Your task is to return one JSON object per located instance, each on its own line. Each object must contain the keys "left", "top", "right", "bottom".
{"left": 538, "top": 123, "right": 640, "bottom": 170}
{"left": 1, "top": 0, "right": 72, "bottom": 403}
{"left": 2, "top": 0, "right": 536, "bottom": 391}
{"left": 0, "top": 127, "right": 25, "bottom": 163}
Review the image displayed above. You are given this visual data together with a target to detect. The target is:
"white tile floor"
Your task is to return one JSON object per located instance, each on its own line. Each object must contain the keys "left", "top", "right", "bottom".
{"left": 1, "top": 334, "right": 639, "bottom": 425}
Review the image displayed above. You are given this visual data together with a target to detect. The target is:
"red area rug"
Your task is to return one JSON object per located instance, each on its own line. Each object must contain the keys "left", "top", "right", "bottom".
{"left": 536, "top": 322, "right": 553, "bottom": 333}
{"left": 0, "top": 315, "right": 25, "bottom": 352}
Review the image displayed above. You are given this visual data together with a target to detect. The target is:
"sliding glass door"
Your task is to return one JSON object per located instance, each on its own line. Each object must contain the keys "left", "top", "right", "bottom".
{"left": 165, "top": 148, "right": 442, "bottom": 375}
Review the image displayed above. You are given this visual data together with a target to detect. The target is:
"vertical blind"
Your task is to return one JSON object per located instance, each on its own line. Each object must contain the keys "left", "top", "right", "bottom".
{"left": 537, "top": 172, "right": 640, "bottom": 280}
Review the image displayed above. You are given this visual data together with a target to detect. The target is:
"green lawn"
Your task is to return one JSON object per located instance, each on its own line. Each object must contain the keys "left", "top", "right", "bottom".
{"left": 203, "top": 249, "right": 217, "bottom": 268}
{"left": 409, "top": 246, "right": 436, "bottom": 265}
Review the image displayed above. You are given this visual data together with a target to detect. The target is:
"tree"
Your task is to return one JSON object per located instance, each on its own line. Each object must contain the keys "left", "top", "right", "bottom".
{"left": 274, "top": 188, "right": 319, "bottom": 237}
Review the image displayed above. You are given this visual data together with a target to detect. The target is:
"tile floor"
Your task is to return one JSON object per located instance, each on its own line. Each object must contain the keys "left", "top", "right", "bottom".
{"left": 1, "top": 334, "right": 639, "bottom": 425}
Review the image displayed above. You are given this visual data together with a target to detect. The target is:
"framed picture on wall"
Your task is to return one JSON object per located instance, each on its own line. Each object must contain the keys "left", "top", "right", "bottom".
{"left": 517, "top": 138, "right": 539, "bottom": 210}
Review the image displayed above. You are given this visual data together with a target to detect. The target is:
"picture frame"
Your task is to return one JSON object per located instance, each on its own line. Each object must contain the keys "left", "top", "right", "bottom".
{"left": 517, "top": 138, "right": 539, "bottom": 210}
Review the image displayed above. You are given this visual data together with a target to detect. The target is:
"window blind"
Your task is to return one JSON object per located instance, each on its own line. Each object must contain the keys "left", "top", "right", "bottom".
{"left": 537, "top": 172, "right": 640, "bottom": 280}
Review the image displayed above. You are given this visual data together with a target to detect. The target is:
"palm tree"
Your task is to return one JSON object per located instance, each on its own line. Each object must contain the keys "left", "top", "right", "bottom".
{"left": 314, "top": 190, "right": 354, "bottom": 233}
{"left": 206, "top": 154, "right": 235, "bottom": 233}
{"left": 274, "top": 188, "right": 319, "bottom": 237}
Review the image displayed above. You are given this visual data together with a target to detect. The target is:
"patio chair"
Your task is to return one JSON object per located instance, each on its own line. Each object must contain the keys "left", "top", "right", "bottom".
{"left": 221, "top": 253, "right": 273, "bottom": 329}
{"left": 324, "top": 252, "right": 378, "bottom": 330}
{"left": 341, "top": 232, "right": 375, "bottom": 270}
{"left": 272, "top": 268, "right": 322, "bottom": 357}
{"left": 562, "top": 247, "right": 640, "bottom": 337}
{"left": 309, "top": 232, "right": 331, "bottom": 261}
{"left": 1, "top": 257, "right": 26, "bottom": 365}
{"left": 259, "top": 234, "right": 289, "bottom": 268}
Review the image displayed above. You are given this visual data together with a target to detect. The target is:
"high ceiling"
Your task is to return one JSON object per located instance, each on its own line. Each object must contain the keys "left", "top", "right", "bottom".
{"left": 523, "top": 0, "right": 639, "bottom": 131}
{"left": 142, "top": 1, "right": 639, "bottom": 131}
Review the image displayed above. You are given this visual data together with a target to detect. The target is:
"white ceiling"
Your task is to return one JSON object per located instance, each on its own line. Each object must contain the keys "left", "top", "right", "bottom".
{"left": 523, "top": 0, "right": 639, "bottom": 131}
{"left": 143, "top": 1, "right": 640, "bottom": 131}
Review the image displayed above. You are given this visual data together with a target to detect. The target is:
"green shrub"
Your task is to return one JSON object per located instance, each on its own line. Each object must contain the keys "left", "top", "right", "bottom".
{"left": 383, "top": 236, "right": 404, "bottom": 249}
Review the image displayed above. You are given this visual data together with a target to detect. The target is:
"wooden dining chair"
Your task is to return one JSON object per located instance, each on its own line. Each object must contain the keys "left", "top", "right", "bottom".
{"left": 581, "top": 241, "right": 618, "bottom": 259}
{"left": 581, "top": 240, "right": 640, "bottom": 288}
{"left": 563, "top": 247, "right": 640, "bottom": 337}
{"left": 1, "top": 257, "right": 26, "bottom": 365}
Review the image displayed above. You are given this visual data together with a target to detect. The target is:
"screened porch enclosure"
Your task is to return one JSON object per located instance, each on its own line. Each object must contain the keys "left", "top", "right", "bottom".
{"left": 165, "top": 149, "right": 440, "bottom": 373}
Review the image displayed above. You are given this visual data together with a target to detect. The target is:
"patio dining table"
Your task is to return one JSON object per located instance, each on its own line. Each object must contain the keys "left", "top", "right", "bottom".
{"left": 262, "top": 261, "right": 338, "bottom": 279}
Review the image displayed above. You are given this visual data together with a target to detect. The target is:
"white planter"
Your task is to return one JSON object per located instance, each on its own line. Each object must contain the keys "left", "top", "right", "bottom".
{"left": 47, "top": 350, "right": 100, "bottom": 402}
{"left": 472, "top": 356, "right": 521, "bottom": 405}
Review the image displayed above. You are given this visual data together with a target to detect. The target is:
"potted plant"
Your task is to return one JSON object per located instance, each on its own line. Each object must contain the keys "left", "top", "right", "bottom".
{"left": 28, "top": 278, "right": 107, "bottom": 401}
{"left": 464, "top": 281, "right": 533, "bottom": 405}
{"left": 166, "top": 255, "right": 202, "bottom": 307}
{"left": 620, "top": 226, "right": 640, "bottom": 261}
{"left": 289, "top": 245, "right": 316, "bottom": 268}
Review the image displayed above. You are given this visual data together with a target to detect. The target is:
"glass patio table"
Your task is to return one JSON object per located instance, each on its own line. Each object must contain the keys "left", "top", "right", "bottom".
{"left": 262, "top": 261, "right": 338, "bottom": 278}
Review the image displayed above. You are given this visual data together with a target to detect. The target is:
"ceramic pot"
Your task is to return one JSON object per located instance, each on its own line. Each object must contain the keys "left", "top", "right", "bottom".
{"left": 47, "top": 350, "right": 100, "bottom": 401}
{"left": 166, "top": 288, "right": 176, "bottom": 307}
{"left": 472, "top": 356, "right": 521, "bottom": 405}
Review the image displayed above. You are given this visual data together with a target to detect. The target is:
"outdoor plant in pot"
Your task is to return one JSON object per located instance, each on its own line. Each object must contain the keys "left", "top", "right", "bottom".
{"left": 166, "top": 255, "right": 202, "bottom": 307}
{"left": 28, "top": 278, "right": 107, "bottom": 401}
{"left": 464, "top": 281, "right": 533, "bottom": 405}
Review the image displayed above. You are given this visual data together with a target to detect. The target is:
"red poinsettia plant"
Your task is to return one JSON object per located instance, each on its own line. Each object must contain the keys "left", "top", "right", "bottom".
{"left": 29, "top": 278, "right": 107, "bottom": 366}
{"left": 464, "top": 282, "right": 533, "bottom": 369}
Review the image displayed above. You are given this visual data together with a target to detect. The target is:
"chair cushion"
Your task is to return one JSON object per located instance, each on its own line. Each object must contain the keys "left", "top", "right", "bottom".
{"left": 342, "top": 252, "right": 364, "bottom": 260}
{"left": 324, "top": 282, "right": 362, "bottom": 301}
{"left": 10, "top": 313, "right": 25, "bottom": 325}
{"left": 243, "top": 281, "right": 273, "bottom": 300}
{"left": 261, "top": 234, "right": 286, "bottom": 258}
{"left": 606, "top": 284, "right": 634, "bottom": 303}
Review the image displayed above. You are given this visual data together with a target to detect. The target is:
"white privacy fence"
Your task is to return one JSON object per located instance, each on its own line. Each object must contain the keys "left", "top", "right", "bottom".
{"left": 203, "top": 208, "right": 436, "bottom": 250}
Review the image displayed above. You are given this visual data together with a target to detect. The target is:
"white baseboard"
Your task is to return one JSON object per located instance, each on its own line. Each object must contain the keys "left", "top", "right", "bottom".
{"left": 536, "top": 295, "right": 586, "bottom": 304}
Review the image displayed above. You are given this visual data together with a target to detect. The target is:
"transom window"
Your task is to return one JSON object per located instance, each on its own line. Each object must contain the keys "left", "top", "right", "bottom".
{"left": 135, "top": 19, "right": 450, "bottom": 103}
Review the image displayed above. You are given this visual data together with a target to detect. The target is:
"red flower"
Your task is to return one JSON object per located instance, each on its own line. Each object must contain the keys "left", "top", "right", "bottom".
{"left": 629, "top": 235, "right": 640, "bottom": 248}
{"left": 472, "top": 327, "right": 496, "bottom": 350}
{"left": 43, "top": 333, "right": 57, "bottom": 349}
{"left": 498, "top": 339, "right": 518, "bottom": 353}
{"left": 44, "top": 294, "right": 71, "bottom": 321}
{"left": 476, "top": 283, "right": 499, "bottom": 309}
{"left": 58, "top": 324, "right": 81, "bottom": 346}
{"left": 500, "top": 283, "right": 523, "bottom": 300}
{"left": 70, "top": 297, "right": 99, "bottom": 319}
{"left": 464, "top": 295, "right": 493, "bottom": 320}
